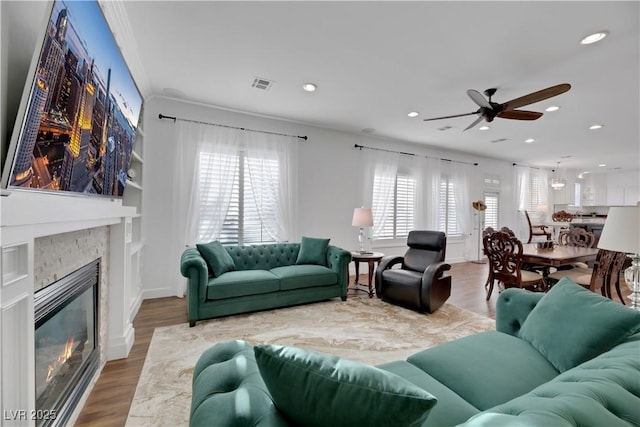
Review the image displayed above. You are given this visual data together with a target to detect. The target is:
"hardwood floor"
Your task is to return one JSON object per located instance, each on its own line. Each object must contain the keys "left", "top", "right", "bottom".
{"left": 75, "top": 261, "right": 629, "bottom": 426}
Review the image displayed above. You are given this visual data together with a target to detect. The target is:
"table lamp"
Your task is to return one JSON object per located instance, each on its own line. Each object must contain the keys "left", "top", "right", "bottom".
{"left": 597, "top": 206, "right": 640, "bottom": 310}
{"left": 352, "top": 207, "right": 373, "bottom": 254}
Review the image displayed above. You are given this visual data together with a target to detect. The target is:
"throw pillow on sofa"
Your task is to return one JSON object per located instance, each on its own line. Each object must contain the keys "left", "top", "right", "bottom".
{"left": 296, "top": 236, "right": 330, "bottom": 266}
{"left": 196, "top": 241, "right": 236, "bottom": 278}
{"left": 520, "top": 277, "right": 640, "bottom": 372}
{"left": 254, "top": 344, "right": 436, "bottom": 427}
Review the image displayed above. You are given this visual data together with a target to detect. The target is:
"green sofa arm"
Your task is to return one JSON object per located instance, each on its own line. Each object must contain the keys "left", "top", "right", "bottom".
{"left": 495, "top": 288, "right": 544, "bottom": 337}
{"left": 326, "top": 245, "right": 352, "bottom": 298}
{"left": 181, "top": 247, "right": 209, "bottom": 324}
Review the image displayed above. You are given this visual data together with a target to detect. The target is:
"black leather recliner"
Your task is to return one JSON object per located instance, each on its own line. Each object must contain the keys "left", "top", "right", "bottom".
{"left": 375, "top": 230, "right": 452, "bottom": 313}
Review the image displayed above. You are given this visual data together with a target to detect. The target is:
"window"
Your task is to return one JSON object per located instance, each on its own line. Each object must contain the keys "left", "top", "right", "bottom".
{"left": 483, "top": 175, "right": 500, "bottom": 230}
{"left": 526, "top": 173, "right": 545, "bottom": 212}
{"left": 438, "top": 175, "right": 462, "bottom": 236}
{"left": 483, "top": 191, "right": 499, "bottom": 229}
{"left": 372, "top": 172, "right": 415, "bottom": 239}
{"left": 198, "top": 151, "right": 278, "bottom": 245}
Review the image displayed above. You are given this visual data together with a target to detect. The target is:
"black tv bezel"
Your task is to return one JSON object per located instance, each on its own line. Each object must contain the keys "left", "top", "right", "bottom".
{"left": 1, "top": 0, "right": 143, "bottom": 199}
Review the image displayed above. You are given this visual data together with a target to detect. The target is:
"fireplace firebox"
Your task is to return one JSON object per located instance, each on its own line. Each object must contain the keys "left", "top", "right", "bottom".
{"left": 34, "top": 259, "right": 100, "bottom": 427}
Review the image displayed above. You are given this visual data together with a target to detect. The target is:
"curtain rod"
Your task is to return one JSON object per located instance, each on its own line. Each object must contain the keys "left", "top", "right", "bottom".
{"left": 158, "top": 113, "right": 308, "bottom": 141}
{"left": 512, "top": 162, "right": 542, "bottom": 170}
{"left": 354, "top": 144, "right": 478, "bottom": 166}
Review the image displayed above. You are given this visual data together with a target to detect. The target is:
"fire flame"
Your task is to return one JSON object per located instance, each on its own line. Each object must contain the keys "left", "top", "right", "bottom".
{"left": 46, "top": 336, "right": 75, "bottom": 383}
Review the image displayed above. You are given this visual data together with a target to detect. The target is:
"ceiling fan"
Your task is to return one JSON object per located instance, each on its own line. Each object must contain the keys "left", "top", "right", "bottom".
{"left": 423, "top": 83, "right": 571, "bottom": 131}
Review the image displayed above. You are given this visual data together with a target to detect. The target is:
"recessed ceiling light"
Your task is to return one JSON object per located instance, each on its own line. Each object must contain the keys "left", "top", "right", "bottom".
{"left": 407, "top": 111, "right": 419, "bottom": 118}
{"left": 580, "top": 31, "right": 608, "bottom": 45}
{"left": 545, "top": 106, "right": 560, "bottom": 112}
{"left": 302, "top": 83, "right": 317, "bottom": 92}
{"left": 598, "top": 163, "right": 607, "bottom": 167}
{"left": 525, "top": 138, "right": 535, "bottom": 143}
{"left": 479, "top": 126, "right": 490, "bottom": 131}
{"left": 589, "top": 124, "right": 603, "bottom": 130}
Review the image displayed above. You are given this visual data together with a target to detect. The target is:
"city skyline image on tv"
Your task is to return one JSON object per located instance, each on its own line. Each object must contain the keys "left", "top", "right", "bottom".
{"left": 6, "top": 0, "right": 143, "bottom": 197}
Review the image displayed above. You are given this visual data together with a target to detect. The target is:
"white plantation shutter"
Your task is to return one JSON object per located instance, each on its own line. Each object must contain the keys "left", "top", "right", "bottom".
{"left": 483, "top": 191, "right": 499, "bottom": 229}
{"left": 527, "top": 173, "right": 543, "bottom": 211}
{"left": 372, "top": 172, "right": 415, "bottom": 239}
{"left": 395, "top": 173, "right": 415, "bottom": 237}
{"left": 198, "top": 152, "right": 239, "bottom": 243}
{"left": 438, "top": 176, "right": 461, "bottom": 236}
{"left": 198, "top": 152, "right": 278, "bottom": 245}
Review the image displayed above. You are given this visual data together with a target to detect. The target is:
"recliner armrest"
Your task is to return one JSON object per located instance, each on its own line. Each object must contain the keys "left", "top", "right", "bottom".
{"left": 375, "top": 255, "right": 404, "bottom": 297}
{"left": 420, "top": 262, "right": 451, "bottom": 294}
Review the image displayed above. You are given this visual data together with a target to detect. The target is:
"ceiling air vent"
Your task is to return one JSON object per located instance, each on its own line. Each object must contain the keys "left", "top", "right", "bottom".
{"left": 251, "top": 77, "right": 274, "bottom": 91}
{"left": 438, "top": 125, "right": 453, "bottom": 131}
{"left": 490, "top": 138, "right": 508, "bottom": 143}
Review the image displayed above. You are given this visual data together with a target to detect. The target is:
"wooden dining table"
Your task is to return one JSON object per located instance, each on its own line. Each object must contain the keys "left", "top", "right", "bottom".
{"left": 521, "top": 243, "right": 599, "bottom": 273}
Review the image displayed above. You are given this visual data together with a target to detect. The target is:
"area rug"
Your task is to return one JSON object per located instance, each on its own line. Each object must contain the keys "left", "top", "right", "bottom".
{"left": 125, "top": 297, "right": 495, "bottom": 426}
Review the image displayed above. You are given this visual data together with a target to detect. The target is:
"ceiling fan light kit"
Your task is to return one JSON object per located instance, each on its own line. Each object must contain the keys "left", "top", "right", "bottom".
{"left": 423, "top": 83, "right": 571, "bottom": 131}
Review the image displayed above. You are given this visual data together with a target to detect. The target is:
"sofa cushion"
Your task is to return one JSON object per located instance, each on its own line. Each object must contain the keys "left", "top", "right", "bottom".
{"left": 295, "top": 236, "right": 330, "bottom": 266}
{"left": 206, "top": 270, "right": 279, "bottom": 300}
{"left": 270, "top": 265, "right": 337, "bottom": 290}
{"left": 196, "top": 241, "right": 236, "bottom": 278}
{"left": 378, "top": 360, "right": 480, "bottom": 427}
{"left": 254, "top": 344, "right": 436, "bottom": 427}
{"left": 407, "top": 331, "right": 559, "bottom": 411}
{"left": 520, "top": 277, "right": 640, "bottom": 372}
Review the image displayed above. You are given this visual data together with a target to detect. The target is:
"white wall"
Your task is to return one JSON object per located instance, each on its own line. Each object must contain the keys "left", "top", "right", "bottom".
{"left": 142, "top": 96, "right": 522, "bottom": 298}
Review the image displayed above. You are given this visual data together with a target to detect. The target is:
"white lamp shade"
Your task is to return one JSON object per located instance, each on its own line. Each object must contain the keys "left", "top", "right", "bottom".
{"left": 597, "top": 206, "right": 640, "bottom": 254}
{"left": 352, "top": 208, "right": 373, "bottom": 227}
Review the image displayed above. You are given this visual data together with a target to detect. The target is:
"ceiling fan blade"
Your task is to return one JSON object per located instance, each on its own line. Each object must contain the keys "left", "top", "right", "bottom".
{"left": 466, "top": 89, "right": 492, "bottom": 109}
{"left": 463, "top": 115, "right": 485, "bottom": 131}
{"left": 497, "top": 110, "right": 543, "bottom": 120}
{"left": 501, "top": 83, "right": 571, "bottom": 111}
{"left": 423, "top": 112, "right": 478, "bottom": 122}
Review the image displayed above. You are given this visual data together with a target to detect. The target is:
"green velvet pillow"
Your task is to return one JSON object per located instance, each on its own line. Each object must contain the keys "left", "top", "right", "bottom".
{"left": 520, "top": 277, "right": 640, "bottom": 372}
{"left": 196, "top": 241, "right": 236, "bottom": 278}
{"left": 254, "top": 344, "right": 436, "bottom": 427}
{"left": 295, "top": 236, "right": 330, "bottom": 266}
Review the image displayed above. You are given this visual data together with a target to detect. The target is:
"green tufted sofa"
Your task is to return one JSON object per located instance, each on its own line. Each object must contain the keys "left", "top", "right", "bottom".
{"left": 190, "top": 278, "right": 640, "bottom": 426}
{"left": 180, "top": 242, "right": 352, "bottom": 326}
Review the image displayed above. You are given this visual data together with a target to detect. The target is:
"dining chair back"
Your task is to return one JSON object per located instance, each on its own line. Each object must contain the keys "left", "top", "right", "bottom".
{"left": 558, "top": 228, "right": 596, "bottom": 248}
{"left": 482, "top": 231, "right": 545, "bottom": 300}
{"left": 524, "top": 210, "right": 552, "bottom": 243}
{"left": 549, "top": 249, "right": 627, "bottom": 295}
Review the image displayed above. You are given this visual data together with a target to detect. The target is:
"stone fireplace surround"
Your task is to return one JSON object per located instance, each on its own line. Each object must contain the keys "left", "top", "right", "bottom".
{"left": 1, "top": 190, "right": 139, "bottom": 426}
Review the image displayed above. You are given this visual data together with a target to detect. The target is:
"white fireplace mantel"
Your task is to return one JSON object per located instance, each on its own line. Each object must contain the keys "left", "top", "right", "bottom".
{"left": 1, "top": 189, "right": 139, "bottom": 426}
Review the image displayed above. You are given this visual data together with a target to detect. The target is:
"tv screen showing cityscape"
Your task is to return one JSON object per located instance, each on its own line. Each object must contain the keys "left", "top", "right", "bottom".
{"left": 3, "top": 0, "right": 142, "bottom": 197}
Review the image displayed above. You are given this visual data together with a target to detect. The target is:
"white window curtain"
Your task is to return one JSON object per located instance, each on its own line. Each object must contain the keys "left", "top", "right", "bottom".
{"left": 514, "top": 165, "right": 550, "bottom": 240}
{"left": 422, "top": 157, "right": 442, "bottom": 229}
{"left": 363, "top": 149, "right": 399, "bottom": 239}
{"left": 171, "top": 121, "right": 298, "bottom": 297}
{"left": 450, "top": 161, "right": 474, "bottom": 237}
{"left": 244, "top": 132, "right": 298, "bottom": 242}
{"left": 171, "top": 122, "right": 241, "bottom": 296}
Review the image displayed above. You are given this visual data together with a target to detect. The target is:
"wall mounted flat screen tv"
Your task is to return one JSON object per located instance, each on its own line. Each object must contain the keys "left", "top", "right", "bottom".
{"left": 1, "top": 0, "right": 143, "bottom": 198}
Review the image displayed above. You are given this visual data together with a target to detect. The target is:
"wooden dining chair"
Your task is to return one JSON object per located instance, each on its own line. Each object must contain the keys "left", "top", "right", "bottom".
{"left": 556, "top": 228, "right": 597, "bottom": 270}
{"left": 558, "top": 227, "right": 596, "bottom": 248}
{"left": 548, "top": 249, "right": 626, "bottom": 296}
{"left": 482, "top": 231, "right": 546, "bottom": 300}
{"left": 603, "top": 253, "right": 631, "bottom": 304}
{"left": 524, "top": 211, "right": 552, "bottom": 243}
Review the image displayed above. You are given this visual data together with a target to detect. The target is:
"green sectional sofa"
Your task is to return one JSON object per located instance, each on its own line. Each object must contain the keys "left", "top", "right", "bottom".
{"left": 180, "top": 238, "right": 351, "bottom": 326}
{"left": 190, "top": 278, "right": 640, "bottom": 426}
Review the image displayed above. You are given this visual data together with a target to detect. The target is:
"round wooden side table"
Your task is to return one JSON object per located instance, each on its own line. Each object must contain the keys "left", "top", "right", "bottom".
{"left": 350, "top": 251, "right": 384, "bottom": 298}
